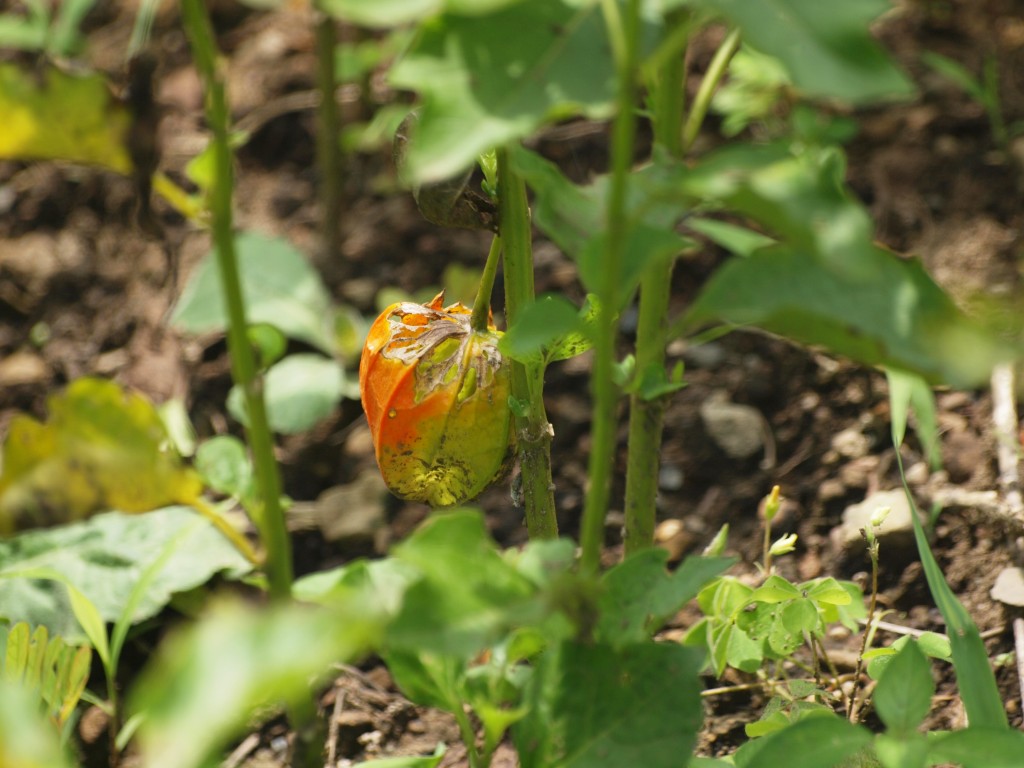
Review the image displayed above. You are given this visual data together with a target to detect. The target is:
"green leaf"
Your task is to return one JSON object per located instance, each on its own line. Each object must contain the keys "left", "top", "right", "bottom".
{"left": 749, "top": 575, "right": 801, "bottom": 604}
{"left": 735, "top": 714, "right": 871, "bottom": 768}
{"left": 927, "top": 727, "right": 1024, "bottom": 768}
{"left": 500, "top": 294, "right": 584, "bottom": 365}
{"left": 0, "top": 378, "right": 203, "bottom": 533}
{"left": 132, "top": 598, "right": 384, "bottom": 768}
{"left": 386, "top": 511, "right": 539, "bottom": 658}
{"left": 802, "top": 577, "right": 852, "bottom": 606}
{"left": 686, "top": 217, "right": 775, "bottom": 257}
{"left": 874, "top": 732, "right": 928, "bottom": 768}
{"left": 598, "top": 550, "right": 733, "bottom": 646}
{"left": 698, "top": 575, "right": 754, "bottom": 617}
{"left": 0, "top": 680, "right": 74, "bottom": 768}
{"left": 682, "top": 244, "right": 1010, "bottom": 389}
{"left": 389, "top": 0, "right": 625, "bottom": 182}
{"left": 0, "top": 507, "right": 252, "bottom": 643}
{"left": 228, "top": 354, "right": 350, "bottom": 434}
{"left": 172, "top": 231, "right": 336, "bottom": 355}
{"left": 690, "top": 0, "right": 913, "bottom": 104}
{"left": 780, "top": 598, "right": 818, "bottom": 635}
{"left": 351, "top": 744, "right": 447, "bottom": 768}
{"left": 195, "top": 436, "right": 253, "bottom": 500}
{"left": 384, "top": 649, "right": 464, "bottom": 712}
{"left": 888, "top": 370, "right": 1008, "bottom": 728}
{"left": 0, "top": 62, "right": 132, "bottom": 172}
{"left": 516, "top": 640, "right": 703, "bottom": 768}
{"left": 920, "top": 51, "right": 986, "bottom": 102}
{"left": 321, "top": 0, "right": 517, "bottom": 27}
{"left": 292, "top": 558, "right": 419, "bottom": 622}
{"left": 873, "top": 640, "right": 933, "bottom": 734}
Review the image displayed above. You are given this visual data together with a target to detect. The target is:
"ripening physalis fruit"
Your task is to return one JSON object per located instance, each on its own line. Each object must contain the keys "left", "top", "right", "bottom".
{"left": 359, "top": 291, "right": 512, "bottom": 507}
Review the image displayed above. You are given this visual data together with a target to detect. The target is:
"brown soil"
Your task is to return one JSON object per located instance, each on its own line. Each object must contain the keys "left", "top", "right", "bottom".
{"left": 2, "top": 0, "right": 1024, "bottom": 765}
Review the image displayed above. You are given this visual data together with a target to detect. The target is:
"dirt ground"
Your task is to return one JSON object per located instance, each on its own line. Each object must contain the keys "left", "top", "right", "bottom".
{"left": 3, "top": 0, "right": 1024, "bottom": 765}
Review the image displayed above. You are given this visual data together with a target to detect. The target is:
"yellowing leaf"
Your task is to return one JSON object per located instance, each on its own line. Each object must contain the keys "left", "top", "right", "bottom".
{"left": 0, "top": 378, "right": 202, "bottom": 534}
{"left": 0, "top": 62, "right": 132, "bottom": 173}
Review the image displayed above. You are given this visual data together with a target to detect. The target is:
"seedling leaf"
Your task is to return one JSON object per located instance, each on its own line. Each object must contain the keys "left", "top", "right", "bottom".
{"left": 927, "top": 727, "right": 1024, "bottom": 768}
{"left": 734, "top": 714, "right": 871, "bottom": 768}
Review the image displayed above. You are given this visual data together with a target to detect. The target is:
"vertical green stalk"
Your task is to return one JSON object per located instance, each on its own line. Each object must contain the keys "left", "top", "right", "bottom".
{"left": 181, "top": 0, "right": 293, "bottom": 599}
{"left": 623, "top": 10, "right": 688, "bottom": 556}
{"left": 580, "top": 0, "right": 642, "bottom": 574}
{"left": 313, "top": 7, "right": 342, "bottom": 261}
{"left": 470, "top": 235, "right": 502, "bottom": 333}
{"left": 497, "top": 148, "right": 558, "bottom": 539}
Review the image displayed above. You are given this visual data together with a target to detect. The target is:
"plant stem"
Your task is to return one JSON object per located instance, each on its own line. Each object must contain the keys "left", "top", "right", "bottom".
{"left": 181, "top": 0, "right": 293, "bottom": 600}
{"left": 849, "top": 536, "right": 881, "bottom": 722}
{"left": 189, "top": 496, "right": 260, "bottom": 565}
{"left": 497, "top": 148, "right": 557, "bottom": 539}
{"left": 313, "top": 8, "right": 343, "bottom": 262}
{"left": 580, "top": 0, "right": 641, "bottom": 573}
{"left": 623, "top": 10, "right": 688, "bottom": 556}
{"left": 681, "top": 27, "right": 740, "bottom": 154}
{"left": 470, "top": 235, "right": 502, "bottom": 333}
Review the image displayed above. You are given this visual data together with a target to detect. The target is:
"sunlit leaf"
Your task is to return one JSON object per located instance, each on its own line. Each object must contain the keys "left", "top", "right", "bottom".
{"left": 0, "top": 680, "right": 73, "bottom": 768}
{"left": 0, "top": 378, "right": 202, "bottom": 533}
{"left": 0, "top": 62, "right": 132, "bottom": 173}
{"left": 0, "top": 507, "right": 251, "bottom": 642}
{"left": 733, "top": 714, "right": 871, "bottom": 768}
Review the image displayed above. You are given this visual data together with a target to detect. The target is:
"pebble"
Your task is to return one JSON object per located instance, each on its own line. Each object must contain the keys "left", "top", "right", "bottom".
{"left": 831, "top": 427, "right": 870, "bottom": 459}
{"left": 699, "top": 391, "right": 765, "bottom": 459}
{"left": 991, "top": 567, "right": 1024, "bottom": 607}
{"left": 834, "top": 488, "right": 915, "bottom": 553}
{"left": 658, "top": 464, "right": 685, "bottom": 491}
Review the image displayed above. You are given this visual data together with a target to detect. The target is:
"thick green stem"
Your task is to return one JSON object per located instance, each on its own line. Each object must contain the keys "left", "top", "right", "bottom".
{"left": 313, "top": 9, "right": 343, "bottom": 262}
{"left": 181, "top": 0, "right": 293, "bottom": 600}
{"left": 470, "top": 235, "right": 502, "bottom": 332}
{"left": 623, "top": 11, "right": 688, "bottom": 556}
{"left": 580, "top": 0, "right": 642, "bottom": 573}
{"left": 497, "top": 148, "right": 557, "bottom": 539}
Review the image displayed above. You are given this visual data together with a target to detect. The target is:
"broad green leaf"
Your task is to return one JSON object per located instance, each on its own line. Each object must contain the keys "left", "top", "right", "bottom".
{"left": 515, "top": 640, "right": 703, "bottom": 768}
{"left": 780, "top": 598, "right": 818, "bottom": 635}
{"left": 597, "top": 549, "right": 733, "bottom": 646}
{"left": 351, "top": 744, "right": 446, "bottom": 768}
{"left": 802, "top": 577, "right": 852, "bottom": 605}
{"left": 0, "top": 507, "right": 251, "bottom": 642}
{"left": 0, "top": 10, "right": 48, "bottom": 51}
{"left": 195, "top": 436, "right": 253, "bottom": 500}
{"left": 697, "top": 576, "right": 753, "bottom": 617}
{"left": 873, "top": 641, "right": 933, "bottom": 734}
{"left": 0, "top": 680, "right": 73, "bottom": 768}
{"left": 132, "top": 598, "right": 384, "bottom": 768}
{"left": 874, "top": 732, "right": 927, "bottom": 768}
{"left": 293, "top": 558, "right": 419, "bottom": 622}
{"left": 500, "top": 295, "right": 588, "bottom": 365}
{"left": 321, "top": 0, "right": 518, "bottom": 27}
{"left": 172, "top": 232, "right": 336, "bottom": 355}
{"left": 389, "top": 0, "right": 627, "bottom": 182}
{"left": 387, "top": 511, "right": 539, "bottom": 657}
{"left": 888, "top": 371, "right": 1007, "bottom": 728}
{"left": 735, "top": 714, "right": 871, "bottom": 768}
{"left": 888, "top": 376, "right": 1007, "bottom": 729}
{"left": 686, "top": 217, "right": 775, "bottom": 257}
{"left": 0, "top": 62, "right": 132, "bottom": 172}
{"left": 228, "top": 354, "right": 350, "bottom": 434}
{"left": 927, "top": 727, "right": 1024, "bottom": 768}
{"left": 384, "top": 649, "right": 463, "bottom": 712}
{"left": 749, "top": 575, "right": 801, "bottom": 604}
{"left": 681, "top": 244, "right": 1009, "bottom": 389}
{"left": 0, "top": 378, "right": 203, "bottom": 533}
{"left": 689, "top": 0, "right": 913, "bottom": 104}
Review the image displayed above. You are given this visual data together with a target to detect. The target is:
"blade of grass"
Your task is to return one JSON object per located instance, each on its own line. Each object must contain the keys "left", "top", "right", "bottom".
{"left": 887, "top": 368, "right": 1007, "bottom": 728}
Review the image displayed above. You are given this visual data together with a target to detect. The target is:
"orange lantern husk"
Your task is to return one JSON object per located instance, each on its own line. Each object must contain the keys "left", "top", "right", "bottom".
{"left": 359, "top": 291, "right": 512, "bottom": 507}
